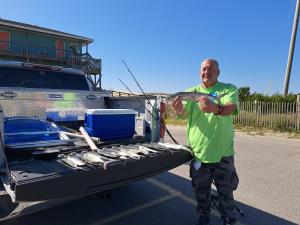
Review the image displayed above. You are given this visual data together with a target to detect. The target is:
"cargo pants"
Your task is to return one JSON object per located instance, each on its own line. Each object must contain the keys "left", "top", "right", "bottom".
{"left": 190, "top": 156, "right": 239, "bottom": 219}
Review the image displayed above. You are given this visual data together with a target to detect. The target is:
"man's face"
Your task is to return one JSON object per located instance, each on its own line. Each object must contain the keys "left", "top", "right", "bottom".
{"left": 200, "top": 60, "right": 220, "bottom": 87}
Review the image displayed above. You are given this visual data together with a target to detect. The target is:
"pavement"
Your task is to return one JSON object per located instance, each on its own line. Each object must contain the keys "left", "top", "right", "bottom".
{"left": 4, "top": 126, "right": 300, "bottom": 225}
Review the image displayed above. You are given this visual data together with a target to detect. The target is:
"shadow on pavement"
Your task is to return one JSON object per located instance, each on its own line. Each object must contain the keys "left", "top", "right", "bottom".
{"left": 4, "top": 171, "right": 298, "bottom": 225}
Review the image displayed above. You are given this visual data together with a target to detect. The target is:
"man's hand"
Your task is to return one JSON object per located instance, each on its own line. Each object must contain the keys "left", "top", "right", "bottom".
{"left": 198, "top": 96, "right": 219, "bottom": 113}
{"left": 172, "top": 96, "right": 184, "bottom": 115}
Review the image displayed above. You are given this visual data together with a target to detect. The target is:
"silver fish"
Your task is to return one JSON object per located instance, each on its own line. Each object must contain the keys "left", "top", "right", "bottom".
{"left": 124, "top": 144, "right": 158, "bottom": 154}
{"left": 158, "top": 142, "right": 192, "bottom": 154}
{"left": 120, "top": 149, "right": 141, "bottom": 160}
{"left": 167, "top": 91, "right": 227, "bottom": 104}
{"left": 60, "top": 154, "right": 86, "bottom": 168}
{"left": 141, "top": 143, "right": 170, "bottom": 152}
{"left": 97, "top": 148, "right": 120, "bottom": 158}
{"left": 78, "top": 151, "right": 118, "bottom": 170}
{"left": 138, "top": 145, "right": 158, "bottom": 154}
{"left": 112, "top": 147, "right": 141, "bottom": 160}
{"left": 76, "top": 151, "right": 104, "bottom": 164}
{"left": 120, "top": 145, "right": 151, "bottom": 156}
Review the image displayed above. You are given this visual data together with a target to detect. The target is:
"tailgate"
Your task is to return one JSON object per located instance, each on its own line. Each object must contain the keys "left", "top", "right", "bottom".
{"left": 4, "top": 143, "right": 192, "bottom": 202}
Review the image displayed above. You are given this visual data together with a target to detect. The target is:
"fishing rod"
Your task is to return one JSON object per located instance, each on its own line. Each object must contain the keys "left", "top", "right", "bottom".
{"left": 122, "top": 60, "right": 148, "bottom": 97}
{"left": 118, "top": 78, "right": 179, "bottom": 145}
{"left": 120, "top": 60, "right": 179, "bottom": 145}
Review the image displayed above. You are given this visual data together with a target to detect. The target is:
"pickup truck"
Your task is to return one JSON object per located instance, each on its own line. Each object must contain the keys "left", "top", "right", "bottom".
{"left": 0, "top": 60, "right": 192, "bottom": 221}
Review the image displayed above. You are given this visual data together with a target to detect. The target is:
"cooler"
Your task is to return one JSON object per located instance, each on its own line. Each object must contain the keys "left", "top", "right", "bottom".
{"left": 84, "top": 109, "right": 136, "bottom": 141}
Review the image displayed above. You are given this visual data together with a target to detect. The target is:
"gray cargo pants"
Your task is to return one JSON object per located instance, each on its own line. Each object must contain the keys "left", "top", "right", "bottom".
{"left": 190, "top": 156, "right": 239, "bottom": 219}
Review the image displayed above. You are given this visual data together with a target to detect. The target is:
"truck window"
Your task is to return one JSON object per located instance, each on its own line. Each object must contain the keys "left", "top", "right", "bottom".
{"left": 0, "top": 67, "right": 90, "bottom": 90}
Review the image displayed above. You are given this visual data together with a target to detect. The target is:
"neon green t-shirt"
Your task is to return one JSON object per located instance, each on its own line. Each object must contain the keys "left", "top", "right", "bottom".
{"left": 183, "top": 82, "right": 239, "bottom": 163}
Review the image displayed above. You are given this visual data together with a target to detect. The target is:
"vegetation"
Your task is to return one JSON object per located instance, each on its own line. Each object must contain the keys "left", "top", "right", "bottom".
{"left": 238, "top": 86, "right": 297, "bottom": 102}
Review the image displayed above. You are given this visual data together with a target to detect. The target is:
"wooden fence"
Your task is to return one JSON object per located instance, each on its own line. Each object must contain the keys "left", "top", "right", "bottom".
{"left": 234, "top": 95, "right": 300, "bottom": 131}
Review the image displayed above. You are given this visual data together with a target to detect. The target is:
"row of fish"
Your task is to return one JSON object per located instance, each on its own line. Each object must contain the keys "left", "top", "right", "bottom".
{"left": 59, "top": 142, "right": 191, "bottom": 169}
{"left": 59, "top": 151, "right": 113, "bottom": 170}
{"left": 59, "top": 144, "right": 158, "bottom": 169}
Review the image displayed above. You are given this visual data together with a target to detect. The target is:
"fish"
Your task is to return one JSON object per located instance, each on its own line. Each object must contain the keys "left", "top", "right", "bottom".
{"left": 97, "top": 148, "right": 120, "bottom": 159}
{"left": 119, "top": 145, "right": 147, "bottom": 156}
{"left": 111, "top": 147, "right": 141, "bottom": 160}
{"left": 119, "top": 148, "right": 141, "bottom": 160}
{"left": 138, "top": 145, "right": 158, "bottom": 154}
{"left": 120, "top": 145, "right": 158, "bottom": 156}
{"left": 141, "top": 143, "right": 171, "bottom": 152}
{"left": 60, "top": 154, "right": 86, "bottom": 168}
{"left": 98, "top": 147, "right": 139, "bottom": 160}
{"left": 157, "top": 142, "right": 192, "bottom": 154}
{"left": 167, "top": 91, "right": 227, "bottom": 104}
{"left": 76, "top": 151, "right": 117, "bottom": 170}
{"left": 76, "top": 151, "right": 104, "bottom": 164}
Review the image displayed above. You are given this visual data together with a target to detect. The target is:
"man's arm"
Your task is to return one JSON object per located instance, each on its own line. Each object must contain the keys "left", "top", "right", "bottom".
{"left": 216, "top": 103, "right": 236, "bottom": 116}
{"left": 199, "top": 96, "right": 237, "bottom": 116}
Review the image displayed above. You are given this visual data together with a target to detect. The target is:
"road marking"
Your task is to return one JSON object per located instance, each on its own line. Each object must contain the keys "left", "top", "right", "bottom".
{"left": 90, "top": 177, "right": 198, "bottom": 225}
{"left": 147, "top": 178, "right": 197, "bottom": 206}
{"left": 92, "top": 194, "right": 176, "bottom": 225}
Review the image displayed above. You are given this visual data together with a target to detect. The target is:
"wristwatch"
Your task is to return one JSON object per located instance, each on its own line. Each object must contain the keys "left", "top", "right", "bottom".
{"left": 214, "top": 104, "right": 223, "bottom": 115}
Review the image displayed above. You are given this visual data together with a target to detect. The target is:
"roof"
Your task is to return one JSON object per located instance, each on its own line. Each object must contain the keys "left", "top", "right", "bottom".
{"left": 0, "top": 18, "right": 93, "bottom": 45}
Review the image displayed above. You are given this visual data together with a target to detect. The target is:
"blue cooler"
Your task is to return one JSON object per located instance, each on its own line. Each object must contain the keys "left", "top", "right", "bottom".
{"left": 4, "top": 118, "right": 61, "bottom": 144}
{"left": 84, "top": 109, "right": 136, "bottom": 141}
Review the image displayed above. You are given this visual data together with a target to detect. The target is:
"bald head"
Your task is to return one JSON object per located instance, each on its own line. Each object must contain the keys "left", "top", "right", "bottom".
{"left": 201, "top": 58, "right": 219, "bottom": 69}
{"left": 200, "top": 58, "right": 220, "bottom": 88}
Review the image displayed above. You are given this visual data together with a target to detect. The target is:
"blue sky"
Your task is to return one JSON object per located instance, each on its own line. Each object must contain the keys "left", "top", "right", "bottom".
{"left": 1, "top": 0, "right": 299, "bottom": 94}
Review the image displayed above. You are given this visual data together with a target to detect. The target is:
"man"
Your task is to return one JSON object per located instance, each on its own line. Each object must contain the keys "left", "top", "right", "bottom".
{"left": 172, "top": 59, "right": 239, "bottom": 225}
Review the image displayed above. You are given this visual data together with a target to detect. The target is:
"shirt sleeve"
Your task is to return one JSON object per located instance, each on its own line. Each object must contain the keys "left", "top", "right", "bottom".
{"left": 222, "top": 84, "right": 239, "bottom": 115}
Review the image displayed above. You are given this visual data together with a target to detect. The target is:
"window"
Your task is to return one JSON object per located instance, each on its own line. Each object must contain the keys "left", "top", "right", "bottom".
{"left": 69, "top": 43, "right": 79, "bottom": 54}
{"left": 0, "top": 67, "right": 90, "bottom": 90}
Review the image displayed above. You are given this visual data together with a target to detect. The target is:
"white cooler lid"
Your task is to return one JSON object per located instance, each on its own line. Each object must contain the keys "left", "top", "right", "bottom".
{"left": 86, "top": 109, "right": 136, "bottom": 115}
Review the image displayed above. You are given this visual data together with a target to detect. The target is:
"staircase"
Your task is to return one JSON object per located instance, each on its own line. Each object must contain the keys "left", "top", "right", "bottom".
{"left": 81, "top": 52, "right": 101, "bottom": 75}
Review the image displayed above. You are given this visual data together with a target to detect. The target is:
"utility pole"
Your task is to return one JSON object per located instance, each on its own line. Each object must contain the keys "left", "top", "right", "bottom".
{"left": 283, "top": 0, "right": 300, "bottom": 96}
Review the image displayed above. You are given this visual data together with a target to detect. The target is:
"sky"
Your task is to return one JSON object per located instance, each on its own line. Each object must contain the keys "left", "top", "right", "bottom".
{"left": 0, "top": 0, "right": 299, "bottom": 95}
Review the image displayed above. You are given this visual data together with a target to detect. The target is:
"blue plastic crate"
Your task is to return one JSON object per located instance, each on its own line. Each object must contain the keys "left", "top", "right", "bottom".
{"left": 84, "top": 109, "right": 136, "bottom": 141}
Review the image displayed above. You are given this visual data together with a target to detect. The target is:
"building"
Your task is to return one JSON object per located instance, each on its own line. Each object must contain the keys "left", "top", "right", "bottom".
{"left": 0, "top": 18, "right": 101, "bottom": 89}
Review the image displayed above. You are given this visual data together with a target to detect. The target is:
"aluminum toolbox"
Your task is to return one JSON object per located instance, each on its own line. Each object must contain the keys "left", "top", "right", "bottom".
{"left": 0, "top": 87, "right": 108, "bottom": 121}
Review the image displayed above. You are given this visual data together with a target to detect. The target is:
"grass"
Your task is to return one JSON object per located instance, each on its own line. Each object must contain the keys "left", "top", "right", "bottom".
{"left": 234, "top": 124, "right": 300, "bottom": 139}
{"left": 165, "top": 118, "right": 187, "bottom": 126}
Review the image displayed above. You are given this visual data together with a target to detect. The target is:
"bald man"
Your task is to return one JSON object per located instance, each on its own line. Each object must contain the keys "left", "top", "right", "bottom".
{"left": 172, "top": 59, "right": 239, "bottom": 225}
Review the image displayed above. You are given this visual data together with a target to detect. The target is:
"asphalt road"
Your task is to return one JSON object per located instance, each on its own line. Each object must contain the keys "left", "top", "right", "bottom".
{"left": 4, "top": 126, "right": 300, "bottom": 225}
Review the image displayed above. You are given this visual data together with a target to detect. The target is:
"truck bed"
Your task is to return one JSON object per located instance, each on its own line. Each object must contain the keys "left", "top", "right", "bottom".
{"left": 6, "top": 143, "right": 192, "bottom": 202}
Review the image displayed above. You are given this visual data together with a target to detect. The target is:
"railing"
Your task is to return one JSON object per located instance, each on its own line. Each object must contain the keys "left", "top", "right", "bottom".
{"left": 234, "top": 97, "right": 300, "bottom": 131}
{"left": 0, "top": 40, "right": 101, "bottom": 74}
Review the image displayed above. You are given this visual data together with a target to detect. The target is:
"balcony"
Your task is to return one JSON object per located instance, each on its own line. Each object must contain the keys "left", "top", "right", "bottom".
{"left": 0, "top": 40, "right": 101, "bottom": 75}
